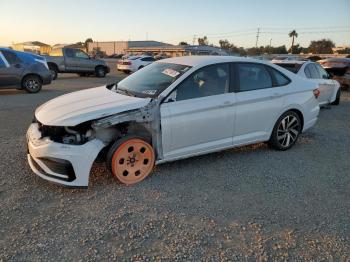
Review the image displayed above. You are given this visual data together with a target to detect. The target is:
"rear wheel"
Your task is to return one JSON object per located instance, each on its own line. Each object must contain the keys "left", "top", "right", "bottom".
{"left": 22, "top": 75, "right": 42, "bottom": 93}
{"left": 268, "top": 111, "right": 301, "bottom": 151}
{"left": 331, "top": 89, "right": 341, "bottom": 105}
{"left": 48, "top": 65, "right": 58, "bottom": 80}
{"left": 138, "top": 65, "right": 144, "bottom": 70}
{"left": 107, "top": 136, "right": 155, "bottom": 185}
{"left": 95, "top": 66, "right": 106, "bottom": 77}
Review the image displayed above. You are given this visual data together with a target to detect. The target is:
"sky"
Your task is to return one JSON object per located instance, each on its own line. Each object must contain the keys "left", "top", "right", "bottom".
{"left": 0, "top": 0, "right": 349, "bottom": 48}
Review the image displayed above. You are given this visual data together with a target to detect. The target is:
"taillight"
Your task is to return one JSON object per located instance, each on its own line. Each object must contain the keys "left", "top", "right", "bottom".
{"left": 313, "top": 89, "right": 320, "bottom": 99}
{"left": 123, "top": 61, "right": 131, "bottom": 65}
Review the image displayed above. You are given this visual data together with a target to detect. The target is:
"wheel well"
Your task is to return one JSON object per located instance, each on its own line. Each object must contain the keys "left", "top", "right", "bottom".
{"left": 47, "top": 62, "right": 58, "bottom": 71}
{"left": 21, "top": 74, "right": 43, "bottom": 86}
{"left": 95, "top": 65, "right": 106, "bottom": 71}
{"left": 289, "top": 109, "right": 304, "bottom": 131}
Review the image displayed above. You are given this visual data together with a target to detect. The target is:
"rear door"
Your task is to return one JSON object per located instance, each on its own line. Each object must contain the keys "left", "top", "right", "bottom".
{"left": 314, "top": 63, "right": 337, "bottom": 101}
{"left": 160, "top": 63, "right": 236, "bottom": 159}
{"left": 233, "top": 63, "right": 289, "bottom": 145}
{"left": 0, "top": 50, "right": 24, "bottom": 87}
{"left": 304, "top": 63, "right": 330, "bottom": 105}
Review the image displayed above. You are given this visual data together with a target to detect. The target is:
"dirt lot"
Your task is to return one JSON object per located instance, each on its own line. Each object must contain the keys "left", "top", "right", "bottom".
{"left": 1, "top": 66, "right": 350, "bottom": 261}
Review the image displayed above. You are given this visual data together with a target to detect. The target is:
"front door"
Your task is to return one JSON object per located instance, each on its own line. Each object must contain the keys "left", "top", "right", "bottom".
{"left": 160, "top": 63, "right": 236, "bottom": 160}
{"left": 0, "top": 50, "right": 24, "bottom": 87}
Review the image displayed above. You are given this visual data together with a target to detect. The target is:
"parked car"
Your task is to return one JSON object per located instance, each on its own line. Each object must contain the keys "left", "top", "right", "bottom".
{"left": 117, "top": 56, "right": 155, "bottom": 74}
{"left": 0, "top": 48, "right": 52, "bottom": 93}
{"left": 45, "top": 48, "right": 110, "bottom": 80}
{"left": 318, "top": 58, "right": 350, "bottom": 89}
{"left": 271, "top": 56, "right": 305, "bottom": 63}
{"left": 27, "top": 56, "right": 320, "bottom": 187}
{"left": 273, "top": 60, "right": 341, "bottom": 106}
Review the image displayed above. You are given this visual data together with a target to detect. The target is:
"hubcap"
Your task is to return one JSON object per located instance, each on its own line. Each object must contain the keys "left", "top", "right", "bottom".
{"left": 111, "top": 139, "right": 154, "bottom": 185}
{"left": 277, "top": 115, "right": 300, "bottom": 147}
{"left": 26, "top": 79, "right": 39, "bottom": 90}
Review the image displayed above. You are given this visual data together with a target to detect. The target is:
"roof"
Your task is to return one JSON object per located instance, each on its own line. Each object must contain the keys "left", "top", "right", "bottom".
{"left": 272, "top": 60, "right": 308, "bottom": 65}
{"left": 14, "top": 41, "right": 50, "bottom": 47}
{"left": 158, "top": 55, "right": 263, "bottom": 67}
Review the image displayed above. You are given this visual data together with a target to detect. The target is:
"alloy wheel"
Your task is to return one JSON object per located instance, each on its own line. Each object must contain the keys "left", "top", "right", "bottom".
{"left": 277, "top": 115, "right": 300, "bottom": 148}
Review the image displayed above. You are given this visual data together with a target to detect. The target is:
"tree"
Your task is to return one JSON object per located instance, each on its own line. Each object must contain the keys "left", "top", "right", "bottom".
{"left": 336, "top": 48, "right": 350, "bottom": 54}
{"left": 178, "top": 41, "right": 189, "bottom": 46}
{"left": 288, "top": 44, "right": 304, "bottom": 54}
{"left": 308, "top": 39, "right": 335, "bottom": 54}
{"left": 84, "top": 38, "right": 93, "bottom": 48}
{"left": 288, "top": 30, "right": 298, "bottom": 54}
{"left": 197, "top": 36, "right": 208, "bottom": 45}
{"left": 218, "top": 39, "right": 242, "bottom": 55}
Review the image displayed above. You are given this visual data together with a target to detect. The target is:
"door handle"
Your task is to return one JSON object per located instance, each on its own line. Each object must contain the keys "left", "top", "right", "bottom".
{"left": 14, "top": 64, "right": 21, "bottom": 68}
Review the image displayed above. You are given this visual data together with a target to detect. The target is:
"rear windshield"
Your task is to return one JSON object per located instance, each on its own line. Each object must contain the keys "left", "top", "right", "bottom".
{"left": 275, "top": 63, "right": 302, "bottom": 74}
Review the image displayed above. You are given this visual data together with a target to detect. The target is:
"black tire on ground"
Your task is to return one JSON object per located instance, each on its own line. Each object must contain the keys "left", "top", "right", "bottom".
{"left": 22, "top": 75, "right": 42, "bottom": 93}
{"left": 268, "top": 111, "right": 302, "bottom": 151}
{"left": 123, "top": 70, "right": 131, "bottom": 74}
{"left": 331, "top": 89, "right": 341, "bottom": 105}
{"left": 95, "top": 66, "right": 106, "bottom": 78}
{"left": 138, "top": 66, "right": 144, "bottom": 70}
{"left": 48, "top": 65, "right": 58, "bottom": 80}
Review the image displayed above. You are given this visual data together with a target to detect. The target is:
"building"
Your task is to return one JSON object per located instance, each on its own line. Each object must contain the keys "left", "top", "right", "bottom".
{"left": 12, "top": 41, "right": 51, "bottom": 55}
{"left": 51, "top": 43, "right": 86, "bottom": 52}
{"left": 332, "top": 45, "right": 350, "bottom": 54}
{"left": 126, "top": 45, "right": 230, "bottom": 57}
{"left": 87, "top": 40, "right": 172, "bottom": 56}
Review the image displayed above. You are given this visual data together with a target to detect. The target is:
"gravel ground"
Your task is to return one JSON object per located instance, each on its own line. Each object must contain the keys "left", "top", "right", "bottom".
{"left": 1, "top": 67, "right": 349, "bottom": 261}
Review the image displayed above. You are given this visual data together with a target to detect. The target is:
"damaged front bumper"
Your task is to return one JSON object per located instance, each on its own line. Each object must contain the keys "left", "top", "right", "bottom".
{"left": 26, "top": 123, "right": 105, "bottom": 187}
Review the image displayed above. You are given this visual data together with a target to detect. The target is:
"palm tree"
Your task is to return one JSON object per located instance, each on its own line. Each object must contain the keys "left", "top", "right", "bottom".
{"left": 288, "top": 30, "right": 298, "bottom": 54}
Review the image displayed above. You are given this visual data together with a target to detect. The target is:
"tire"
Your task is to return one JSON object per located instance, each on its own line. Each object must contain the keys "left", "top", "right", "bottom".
{"left": 48, "top": 65, "right": 58, "bottom": 80}
{"left": 78, "top": 73, "right": 87, "bottom": 77}
{"left": 22, "top": 75, "right": 42, "bottom": 93}
{"left": 123, "top": 70, "right": 131, "bottom": 74}
{"left": 107, "top": 136, "right": 155, "bottom": 185}
{"left": 331, "top": 89, "right": 340, "bottom": 105}
{"left": 268, "top": 111, "right": 302, "bottom": 151}
{"left": 95, "top": 66, "right": 106, "bottom": 78}
{"left": 138, "top": 66, "right": 144, "bottom": 70}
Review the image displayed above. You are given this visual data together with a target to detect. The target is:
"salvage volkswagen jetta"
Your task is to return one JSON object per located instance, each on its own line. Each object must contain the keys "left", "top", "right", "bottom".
{"left": 27, "top": 56, "right": 320, "bottom": 187}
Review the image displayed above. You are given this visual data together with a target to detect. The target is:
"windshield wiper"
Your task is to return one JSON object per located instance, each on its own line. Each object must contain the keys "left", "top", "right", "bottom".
{"left": 116, "top": 88, "right": 136, "bottom": 97}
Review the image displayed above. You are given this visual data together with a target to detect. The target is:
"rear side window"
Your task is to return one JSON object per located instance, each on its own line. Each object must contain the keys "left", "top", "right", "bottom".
{"left": 237, "top": 63, "right": 272, "bottom": 92}
{"left": 270, "top": 68, "right": 290, "bottom": 86}
{"left": 315, "top": 63, "right": 328, "bottom": 79}
{"left": 65, "top": 49, "right": 74, "bottom": 58}
{"left": 141, "top": 57, "right": 155, "bottom": 62}
{"left": 1, "top": 50, "right": 21, "bottom": 65}
{"left": 305, "top": 64, "right": 320, "bottom": 79}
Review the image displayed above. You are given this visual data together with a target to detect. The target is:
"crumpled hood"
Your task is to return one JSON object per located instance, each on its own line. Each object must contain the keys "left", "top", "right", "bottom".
{"left": 35, "top": 86, "right": 151, "bottom": 126}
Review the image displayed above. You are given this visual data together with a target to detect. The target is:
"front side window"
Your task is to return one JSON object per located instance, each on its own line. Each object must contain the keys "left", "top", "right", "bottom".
{"left": 75, "top": 50, "right": 89, "bottom": 59}
{"left": 49, "top": 49, "right": 63, "bottom": 56}
{"left": 1, "top": 50, "right": 21, "bottom": 65}
{"left": 175, "top": 63, "right": 229, "bottom": 101}
{"left": 116, "top": 62, "right": 191, "bottom": 98}
{"left": 238, "top": 63, "right": 272, "bottom": 91}
{"left": 141, "top": 57, "right": 155, "bottom": 62}
{"left": 0, "top": 53, "right": 6, "bottom": 68}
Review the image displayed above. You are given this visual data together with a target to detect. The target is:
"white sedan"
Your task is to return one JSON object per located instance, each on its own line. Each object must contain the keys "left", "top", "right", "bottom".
{"left": 117, "top": 55, "right": 155, "bottom": 73}
{"left": 27, "top": 56, "right": 320, "bottom": 187}
{"left": 273, "top": 60, "right": 341, "bottom": 106}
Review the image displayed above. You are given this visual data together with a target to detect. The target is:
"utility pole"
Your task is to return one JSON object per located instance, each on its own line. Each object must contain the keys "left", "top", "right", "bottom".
{"left": 192, "top": 35, "right": 197, "bottom": 46}
{"left": 255, "top": 28, "right": 260, "bottom": 48}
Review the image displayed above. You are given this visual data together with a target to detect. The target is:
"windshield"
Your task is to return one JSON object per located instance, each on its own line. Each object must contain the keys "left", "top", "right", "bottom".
{"left": 116, "top": 62, "right": 191, "bottom": 98}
